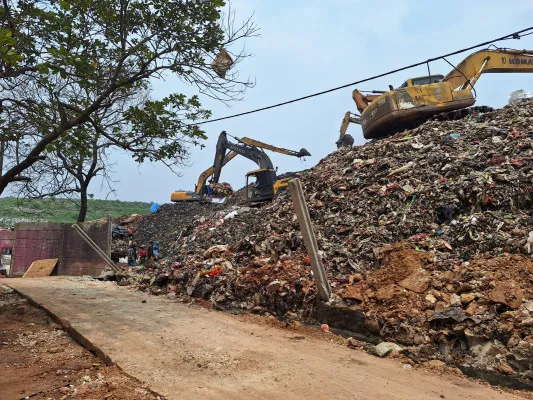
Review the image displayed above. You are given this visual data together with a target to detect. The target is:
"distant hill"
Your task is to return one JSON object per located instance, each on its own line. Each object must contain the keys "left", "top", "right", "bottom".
{"left": 0, "top": 197, "right": 150, "bottom": 228}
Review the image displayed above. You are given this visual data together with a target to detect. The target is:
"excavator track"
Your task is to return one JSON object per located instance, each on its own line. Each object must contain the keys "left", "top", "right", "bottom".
{"left": 386, "top": 106, "right": 495, "bottom": 137}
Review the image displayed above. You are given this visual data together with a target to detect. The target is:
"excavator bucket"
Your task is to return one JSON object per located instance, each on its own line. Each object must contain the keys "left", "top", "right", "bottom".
{"left": 336, "top": 134, "right": 354, "bottom": 148}
{"left": 298, "top": 148, "right": 311, "bottom": 157}
{"left": 337, "top": 111, "right": 361, "bottom": 148}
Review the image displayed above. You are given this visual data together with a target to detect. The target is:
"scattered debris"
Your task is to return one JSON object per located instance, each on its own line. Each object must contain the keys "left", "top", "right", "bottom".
{"left": 375, "top": 342, "right": 404, "bottom": 358}
{"left": 116, "top": 99, "right": 533, "bottom": 384}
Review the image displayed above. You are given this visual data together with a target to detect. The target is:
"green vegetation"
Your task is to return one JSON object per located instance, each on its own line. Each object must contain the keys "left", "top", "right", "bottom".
{"left": 0, "top": 197, "right": 150, "bottom": 227}
{"left": 0, "top": 0, "right": 255, "bottom": 212}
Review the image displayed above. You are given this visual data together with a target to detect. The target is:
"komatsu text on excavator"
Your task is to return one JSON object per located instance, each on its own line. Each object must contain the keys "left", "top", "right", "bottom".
{"left": 170, "top": 132, "right": 310, "bottom": 203}
{"left": 337, "top": 48, "right": 533, "bottom": 145}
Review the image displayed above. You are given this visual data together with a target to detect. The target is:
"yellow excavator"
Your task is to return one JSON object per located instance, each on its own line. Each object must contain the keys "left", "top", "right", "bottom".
{"left": 337, "top": 48, "right": 533, "bottom": 144}
{"left": 170, "top": 152, "right": 239, "bottom": 202}
{"left": 171, "top": 132, "right": 310, "bottom": 203}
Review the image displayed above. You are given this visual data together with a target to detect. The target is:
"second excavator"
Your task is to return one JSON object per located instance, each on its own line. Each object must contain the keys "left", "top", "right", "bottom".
{"left": 338, "top": 48, "right": 533, "bottom": 145}
{"left": 171, "top": 131, "right": 310, "bottom": 203}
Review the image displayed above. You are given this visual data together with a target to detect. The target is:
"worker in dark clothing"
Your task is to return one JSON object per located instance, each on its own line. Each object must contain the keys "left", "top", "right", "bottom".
{"left": 147, "top": 241, "right": 156, "bottom": 268}
{"left": 147, "top": 241, "right": 155, "bottom": 260}
{"left": 127, "top": 244, "right": 136, "bottom": 267}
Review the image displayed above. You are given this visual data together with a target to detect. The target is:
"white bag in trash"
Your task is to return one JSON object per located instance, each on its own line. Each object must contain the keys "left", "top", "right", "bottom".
{"left": 509, "top": 89, "right": 533, "bottom": 104}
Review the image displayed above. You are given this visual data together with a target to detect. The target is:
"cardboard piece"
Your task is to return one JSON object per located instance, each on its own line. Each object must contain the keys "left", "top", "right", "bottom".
{"left": 23, "top": 258, "right": 59, "bottom": 278}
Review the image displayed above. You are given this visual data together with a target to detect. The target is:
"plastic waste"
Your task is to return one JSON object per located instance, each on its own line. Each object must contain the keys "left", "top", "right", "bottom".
{"left": 150, "top": 203, "right": 160, "bottom": 213}
{"left": 224, "top": 211, "right": 238, "bottom": 221}
{"left": 209, "top": 268, "right": 223, "bottom": 277}
{"left": 509, "top": 89, "right": 533, "bottom": 104}
{"left": 447, "top": 133, "right": 461, "bottom": 140}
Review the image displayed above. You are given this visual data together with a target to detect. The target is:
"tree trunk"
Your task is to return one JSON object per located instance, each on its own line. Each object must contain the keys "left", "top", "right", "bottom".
{"left": 0, "top": 130, "right": 61, "bottom": 195}
{"left": 77, "top": 186, "right": 88, "bottom": 222}
{"left": 0, "top": 141, "right": 4, "bottom": 177}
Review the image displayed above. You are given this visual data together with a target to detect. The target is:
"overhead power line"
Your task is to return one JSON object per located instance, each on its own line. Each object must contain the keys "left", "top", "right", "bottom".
{"left": 192, "top": 26, "right": 533, "bottom": 126}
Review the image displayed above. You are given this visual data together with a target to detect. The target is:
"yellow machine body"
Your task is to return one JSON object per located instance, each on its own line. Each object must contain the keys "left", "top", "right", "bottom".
{"left": 340, "top": 49, "right": 533, "bottom": 141}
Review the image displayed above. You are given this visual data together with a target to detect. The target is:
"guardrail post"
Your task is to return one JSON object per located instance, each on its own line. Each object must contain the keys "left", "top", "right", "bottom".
{"left": 288, "top": 179, "right": 331, "bottom": 301}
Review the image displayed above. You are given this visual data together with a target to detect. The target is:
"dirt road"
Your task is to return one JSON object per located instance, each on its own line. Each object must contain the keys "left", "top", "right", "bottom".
{"left": 0, "top": 284, "right": 157, "bottom": 400}
{"left": 4, "top": 277, "right": 529, "bottom": 400}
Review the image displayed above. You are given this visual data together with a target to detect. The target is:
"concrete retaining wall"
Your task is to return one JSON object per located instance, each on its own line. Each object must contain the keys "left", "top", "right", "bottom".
{"left": 11, "top": 219, "right": 111, "bottom": 276}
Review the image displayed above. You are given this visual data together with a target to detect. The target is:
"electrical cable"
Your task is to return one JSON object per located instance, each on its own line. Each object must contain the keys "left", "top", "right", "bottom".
{"left": 442, "top": 57, "right": 477, "bottom": 98}
{"left": 192, "top": 26, "right": 533, "bottom": 126}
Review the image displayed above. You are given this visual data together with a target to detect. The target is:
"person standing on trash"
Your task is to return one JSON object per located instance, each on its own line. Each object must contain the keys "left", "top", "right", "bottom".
{"left": 153, "top": 241, "right": 159, "bottom": 260}
{"left": 147, "top": 241, "right": 155, "bottom": 262}
{"left": 138, "top": 244, "right": 148, "bottom": 265}
{"left": 127, "top": 244, "right": 136, "bottom": 267}
{"left": 132, "top": 242, "right": 137, "bottom": 259}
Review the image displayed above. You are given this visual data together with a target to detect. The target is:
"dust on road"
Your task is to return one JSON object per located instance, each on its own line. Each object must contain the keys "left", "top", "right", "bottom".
{"left": 0, "top": 284, "right": 158, "bottom": 400}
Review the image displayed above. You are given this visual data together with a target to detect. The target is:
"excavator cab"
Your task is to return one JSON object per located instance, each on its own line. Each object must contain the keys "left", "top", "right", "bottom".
{"left": 398, "top": 74, "right": 444, "bottom": 88}
{"left": 245, "top": 168, "right": 277, "bottom": 203}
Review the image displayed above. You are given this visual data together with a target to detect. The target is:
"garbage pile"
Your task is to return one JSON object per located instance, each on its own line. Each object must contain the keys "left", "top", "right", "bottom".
{"left": 128, "top": 202, "right": 223, "bottom": 259}
{"left": 209, "top": 182, "right": 233, "bottom": 198}
{"left": 122, "top": 99, "right": 533, "bottom": 383}
{"left": 223, "top": 183, "right": 251, "bottom": 206}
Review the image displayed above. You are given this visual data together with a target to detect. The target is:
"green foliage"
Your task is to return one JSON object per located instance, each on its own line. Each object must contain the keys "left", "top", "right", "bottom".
{"left": 0, "top": 197, "right": 149, "bottom": 227}
{"left": 123, "top": 94, "right": 211, "bottom": 162}
{"left": 0, "top": 27, "right": 22, "bottom": 66}
{"left": 1, "top": 0, "right": 255, "bottom": 196}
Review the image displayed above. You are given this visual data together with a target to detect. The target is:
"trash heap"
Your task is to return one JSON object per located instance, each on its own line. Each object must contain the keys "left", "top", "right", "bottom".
{"left": 209, "top": 182, "right": 234, "bottom": 198}
{"left": 123, "top": 99, "right": 533, "bottom": 383}
{"left": 129, "top": 202, "right": 223, "bottom": 255}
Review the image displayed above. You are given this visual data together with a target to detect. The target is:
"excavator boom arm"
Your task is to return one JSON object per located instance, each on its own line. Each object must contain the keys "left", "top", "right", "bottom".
{"left": 352, "top": 90, "right": 382, "bottom": 113}
{"left": 443, "top": 49, "right": 533, "bottom": 91}
{"left": 337, "top": 90, "right": 384, "bottom": 148}
{"left": 212, "top": 131, "right": 275, "bottom": 184}
{"left": 238, "top": 137, "right": 311, "bottom": 158}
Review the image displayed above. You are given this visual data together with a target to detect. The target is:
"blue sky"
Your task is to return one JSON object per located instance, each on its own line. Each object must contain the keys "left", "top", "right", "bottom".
{"left": 75, "top": 1, "right": 533, "bottom": 203}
